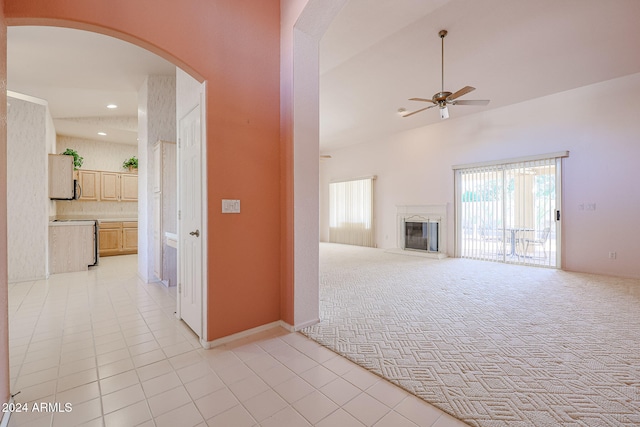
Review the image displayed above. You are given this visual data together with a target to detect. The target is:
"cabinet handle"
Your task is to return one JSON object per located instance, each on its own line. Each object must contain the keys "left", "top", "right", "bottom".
{"left": 189, "top": 230, "right": 200, "bottom": 237}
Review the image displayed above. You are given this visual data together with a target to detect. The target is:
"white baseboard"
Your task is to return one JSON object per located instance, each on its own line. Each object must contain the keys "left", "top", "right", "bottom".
{"left": 199, "top": 318, "right": 320, "bottom": 349}
{"left": 201, "top": 321, "right": 285, "bottom": 349}
{"left": 293, "top": 318, "right": 320, "bottom": 331}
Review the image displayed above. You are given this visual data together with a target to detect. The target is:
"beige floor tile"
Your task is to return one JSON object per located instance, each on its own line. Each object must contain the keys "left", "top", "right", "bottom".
{"left": 273, "top": 375, "right": 316, "bottom": 404}
{"left": 343, "top": 393, "right": 391, "bottom": 426}
{"left": 366, "top": 379, "right": 409, "bottom": 408}
{"left": 141, "top": 371, "right": 182, "bottom": 397}
{"left": 194, "top": 388, "right": 239, "bottom": 420}
{"left": 57, "top": 368, "right": 99, "bottom": 393}
{"left": 373, "top": 410, "right": 419, "bottom": 427}
{"left": 51, "top": 397, "right": 102, "bottom": 427}
{"left": 394, "top": 396, "right": 444, "bottom": 427}
{"left": 205, "top": 404, "right": 256, "bottom": 427}
{"left": 228, "top": 373, "right": 270, "bottom": 401}
{"left": 154, "top": 402, "right": 203, "bottom": 427}
{"left": 260, "top": 406, "right": 312, "bottom": 427}
{"left": 55, "top": 381, "right": 101, "bottom": 406}
{"left": 147, "top": 385, "right": 192, "bottom": 417}
{"left": 317, "top": 408, "right": 366, "bottom": 427}
{"left": 175, "top": 360, "right": 211, "bottom": 384}
{"left": 242, "top": 389, "right": 289, "bottom": 422}
{"left": 99, "top": 369, "right": 140, "bottom": 395}
{"left": 292, "top": 390, "right": 339, "bottom": 425}
{"left": 136, "top": 359, "right": 173, "bottom": 382}
{"left": 98, "top": 358, "right": 135, "bottom": 380}
{"left": 320, "top": 376, "right": 361, "bottom": 406}
{"left": 432, "top": 414, "right": 470, "bottom": 427}
{"left": 101, "top": 383, "right": 146, "bottom": 414}
{"left": 103, "top": 401, "right": 152, "bottom": 427}
{"left": 299, "top": 364, "right": 338, "bottom": 388}
{"left": 184, "top": 372, "right": 226, "bottom": 400}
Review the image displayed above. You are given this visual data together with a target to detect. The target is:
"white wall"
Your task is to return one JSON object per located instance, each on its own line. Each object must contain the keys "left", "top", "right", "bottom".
{"left": 138, "top": 75, "right": 176, "bottom": 282}
{"left": 7, "top": 95, "right": 50, "bottom": 282}
{"left": 320, "top": 72, "right": 640, "bottom": 279}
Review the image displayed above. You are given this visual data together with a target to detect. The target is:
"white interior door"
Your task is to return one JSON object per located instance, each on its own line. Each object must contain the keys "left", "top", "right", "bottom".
{"left": 178, "top": 103, "right": 203, "bottom": 337}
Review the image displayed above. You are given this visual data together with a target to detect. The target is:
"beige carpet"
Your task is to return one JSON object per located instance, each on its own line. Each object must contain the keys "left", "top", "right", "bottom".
{"left": 302, "top": 243, "right": 640, "bottom": 427}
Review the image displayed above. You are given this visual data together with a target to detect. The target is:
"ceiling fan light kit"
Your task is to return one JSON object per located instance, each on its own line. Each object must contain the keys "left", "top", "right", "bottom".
{"left": 403, "top": 29, "right": 490, "bottom": 119}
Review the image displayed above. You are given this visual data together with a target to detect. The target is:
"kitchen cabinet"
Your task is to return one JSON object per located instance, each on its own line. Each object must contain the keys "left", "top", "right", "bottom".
{"left": 99, "top": 221, "right": 138, "bottom": 256}
{"left": 121, "top": 174, "right": 138, "bottom": 201}
{"left": 122, "top": 222, "right": 138, "bottom": 252}
{"left": 49, "top": 221, "right": 96, "bottom": 273}
{"left": 78, "top": 170, "right": 100, "bottom": 201}
{"left": 100, "top": 172, "right": 138, "bottom": 202}
{"left": 100, "top": 172, "right": 119, "bottom": 201}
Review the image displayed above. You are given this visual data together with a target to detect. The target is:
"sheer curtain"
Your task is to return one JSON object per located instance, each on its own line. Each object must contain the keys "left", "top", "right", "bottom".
{"left": 329, "top": 177, "right": 374, "bottom": 247}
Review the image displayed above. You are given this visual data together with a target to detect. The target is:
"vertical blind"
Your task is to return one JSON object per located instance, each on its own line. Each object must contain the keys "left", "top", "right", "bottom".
{"left": 455, "top": 155, "right": 563, "bottom": 268}
{"left": 329, "top": 177, "right": 374, "bottom": 247}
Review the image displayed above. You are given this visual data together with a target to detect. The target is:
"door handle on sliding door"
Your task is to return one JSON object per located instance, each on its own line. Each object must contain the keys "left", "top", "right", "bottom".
{"left": 189, "top": 230, "right": 200, "bottom": 237}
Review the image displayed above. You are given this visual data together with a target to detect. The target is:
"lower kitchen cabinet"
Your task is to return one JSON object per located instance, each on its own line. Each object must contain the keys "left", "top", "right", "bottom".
{"left": 99, "top": 221, "right": 138, "bottom": 256}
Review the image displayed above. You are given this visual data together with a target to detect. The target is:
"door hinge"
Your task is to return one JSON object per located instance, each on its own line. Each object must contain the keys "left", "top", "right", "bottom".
{"left": 178, "top": 282, "right": 181, "bottom": 293}
{"left": 178, "top": 210, "right": 181, "bottom": 220}
{"left": 556, "top": 210, "right": 561, "bottom": 221}
{"left": 178, "top": 138, "right": 181, "bottom": 148}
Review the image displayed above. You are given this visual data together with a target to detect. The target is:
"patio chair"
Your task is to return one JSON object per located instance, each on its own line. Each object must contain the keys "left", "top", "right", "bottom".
{"left": 523, "top": 227, "right": 551, "bottom": 258}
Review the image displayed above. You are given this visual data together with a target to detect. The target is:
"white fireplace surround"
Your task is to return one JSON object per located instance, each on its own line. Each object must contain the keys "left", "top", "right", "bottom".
{"left": 392, "top": 205, "right": 447, "bottom": 259}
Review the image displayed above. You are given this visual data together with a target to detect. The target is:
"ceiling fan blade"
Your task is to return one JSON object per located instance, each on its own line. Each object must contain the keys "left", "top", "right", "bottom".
{"left": 409, "top": 97, "right": 436, "bottom": 103}
{"left": 446, "top": 86, "right": 475, "bottom": 101}
{"left": 402, "top": 105, "right": 437, "bottom": 117}
{"left": 450, "top": 99, "right": 490, "bottom": 106}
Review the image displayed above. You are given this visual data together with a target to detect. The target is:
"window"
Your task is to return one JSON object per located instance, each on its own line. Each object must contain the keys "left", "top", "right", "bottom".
{"left": 329, "top": 177, "right": 375, "bottom": 247}
{"left": 454, "top": 153, "right": 567, "bottom": 267}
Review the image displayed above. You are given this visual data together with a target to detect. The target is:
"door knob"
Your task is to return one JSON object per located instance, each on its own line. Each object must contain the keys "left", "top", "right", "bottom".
{"left": 189, "top": 230, "right": 200, "bottom": 237}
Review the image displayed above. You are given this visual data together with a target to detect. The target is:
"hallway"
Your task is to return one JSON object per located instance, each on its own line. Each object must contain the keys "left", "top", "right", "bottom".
{"left": 6, "top": 255, "right": 465, "bottom": 426}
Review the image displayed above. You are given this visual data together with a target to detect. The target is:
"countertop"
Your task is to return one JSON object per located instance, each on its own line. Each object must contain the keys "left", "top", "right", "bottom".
{"left": 97, "top": 218, "right": 138, "bottom": 223}
{"left": 49, "top": 220, "right": 96, "bottom": 227}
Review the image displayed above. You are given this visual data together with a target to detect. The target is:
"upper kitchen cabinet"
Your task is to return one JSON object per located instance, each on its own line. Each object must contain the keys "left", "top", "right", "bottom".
{"left": 101, "top": 172, "right": 119, "bottom": 201}
{"left": 78, "top": 170, "right": 100, "bottom": 201}
{"left": 121, "top": 174, "right": 138, "bottom": 202}
{"left": 100, "top": 171, "right": 138, "bottom": 202}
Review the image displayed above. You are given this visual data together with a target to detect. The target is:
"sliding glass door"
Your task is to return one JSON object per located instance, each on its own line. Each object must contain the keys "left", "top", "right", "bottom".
{"left": 455, "top": 154, "right": 565, "bottom": 268}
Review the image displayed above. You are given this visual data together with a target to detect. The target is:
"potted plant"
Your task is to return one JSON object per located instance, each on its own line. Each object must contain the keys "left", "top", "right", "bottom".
{"left": 123, "top": 156, "right": 138, "bottom": 172}
{"left": 62, "top": 148, "right": 83, "bottom": 170}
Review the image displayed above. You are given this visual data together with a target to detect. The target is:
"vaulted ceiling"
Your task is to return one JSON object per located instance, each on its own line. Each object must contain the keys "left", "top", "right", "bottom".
{"left": 319, "top": 0, "right": 640, "bottom": 152}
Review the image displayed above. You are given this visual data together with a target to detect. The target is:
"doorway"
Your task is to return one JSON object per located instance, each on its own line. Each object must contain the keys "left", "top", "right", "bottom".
{"left": 454, "top": 153, "right": 567, "bottom": 267}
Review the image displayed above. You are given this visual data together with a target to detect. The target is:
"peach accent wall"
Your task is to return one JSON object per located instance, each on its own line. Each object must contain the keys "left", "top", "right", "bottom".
{"left": 3, "top": 0, "right": 282, "bottom": 340}
{"left": 0, "top": 0, "right": 10, "bottom": 409}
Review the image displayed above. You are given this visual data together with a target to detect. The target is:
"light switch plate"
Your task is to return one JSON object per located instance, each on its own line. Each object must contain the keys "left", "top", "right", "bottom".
{"left": 222, "top": 199, "right": 240, "bottom": 213}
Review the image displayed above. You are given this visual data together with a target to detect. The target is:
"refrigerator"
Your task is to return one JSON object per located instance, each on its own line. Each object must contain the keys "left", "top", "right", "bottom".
{"left": 48, "top": 154, "right": 80, "bottom": 200}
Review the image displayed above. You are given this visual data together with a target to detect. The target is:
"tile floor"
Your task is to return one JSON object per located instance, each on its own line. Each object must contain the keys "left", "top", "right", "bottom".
{"left": 6, "top": 255, "right": 468, "bottom": 427}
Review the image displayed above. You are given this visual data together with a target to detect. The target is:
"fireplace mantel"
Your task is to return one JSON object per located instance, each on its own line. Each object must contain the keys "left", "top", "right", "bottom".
{"left": 388, "top": 205, "right": 447, "bottom": 259}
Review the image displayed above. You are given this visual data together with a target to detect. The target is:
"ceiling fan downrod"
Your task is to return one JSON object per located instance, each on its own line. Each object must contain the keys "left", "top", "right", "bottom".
{"left": 439, "top": 30, "right": 447, "bottom": 94}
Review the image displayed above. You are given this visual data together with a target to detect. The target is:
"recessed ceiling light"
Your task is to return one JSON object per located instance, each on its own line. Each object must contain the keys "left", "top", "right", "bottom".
{"left": 98, "top": 132, "right": 107, "bottom": 136}
{"left": 106, "top": 104, "right": 118, "bottom": 109}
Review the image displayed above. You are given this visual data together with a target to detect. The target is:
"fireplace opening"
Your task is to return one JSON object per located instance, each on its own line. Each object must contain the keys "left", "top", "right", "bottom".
{"left": 404, "top": 221, "right": 439, "bottom": 252}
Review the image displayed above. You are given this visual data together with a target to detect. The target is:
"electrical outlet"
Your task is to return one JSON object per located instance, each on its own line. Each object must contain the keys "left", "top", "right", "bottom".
{"left": 608, "top": 251, "right": 617, "bottom": 259}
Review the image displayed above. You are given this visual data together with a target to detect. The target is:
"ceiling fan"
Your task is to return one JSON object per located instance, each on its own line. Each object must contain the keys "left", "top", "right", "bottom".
{"left": 403, "top": 30, "right": 489, "bottom": 119}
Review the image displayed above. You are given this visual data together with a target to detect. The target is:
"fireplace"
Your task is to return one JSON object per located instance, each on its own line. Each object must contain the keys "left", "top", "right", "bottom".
{"left": 390, "top": 205, "right": 447, "bottom": 259}
{"left": 404, "top": 220, "right": 439, "bottom": 252}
